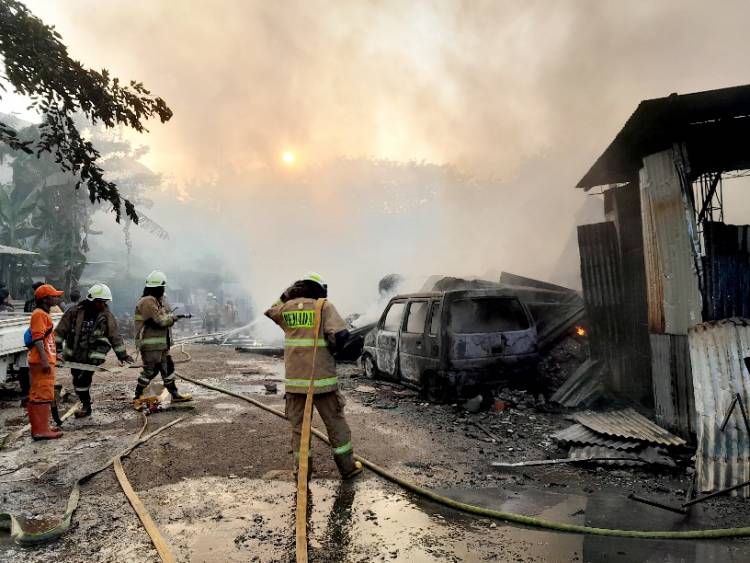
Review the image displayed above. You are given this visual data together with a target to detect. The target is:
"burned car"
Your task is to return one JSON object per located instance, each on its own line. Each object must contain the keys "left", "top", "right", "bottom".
{"left": 361, "top": 289, "right": 539, "bottom": 400}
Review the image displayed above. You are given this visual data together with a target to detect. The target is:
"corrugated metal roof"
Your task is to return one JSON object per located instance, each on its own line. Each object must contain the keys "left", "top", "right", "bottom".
{"left": 550, "top": 359, "right": 606, "bottom": 408}
{"left": 0, "top": 244, "right": 37, "bottom": 256}
{"left": 569, "top": 445, "right": 676, "bottom": 467}
{"left": 639, "top": 150, "right": 702, "bottom": 336}
{"left": 552, "top": 424, "right": 640, "bottom": 450}
{"left": 689, "top": 319, "right": 750, "bottom": 498}
{"left": 650, "top": 333, "right": 695, "bottom": 438}
{"left": 574, "top": 408, "right": 687, "bottom": 447}
{"left": 577, "top": 84, "right": 750, "bottom": 190}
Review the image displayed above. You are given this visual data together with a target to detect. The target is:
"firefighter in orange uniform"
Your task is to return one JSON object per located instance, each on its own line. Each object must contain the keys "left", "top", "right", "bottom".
{"left": 26, "top": 284, "right": 64, "bottom": 440}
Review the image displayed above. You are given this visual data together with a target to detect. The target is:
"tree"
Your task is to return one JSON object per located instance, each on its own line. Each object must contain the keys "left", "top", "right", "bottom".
{"left": 0, "top": 0, "right": 172, "bottom": 222}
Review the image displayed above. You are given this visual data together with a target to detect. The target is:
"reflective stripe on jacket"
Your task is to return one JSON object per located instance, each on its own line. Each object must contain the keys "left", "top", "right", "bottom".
{"left": 55, "top": 303, "right": 127, "bottom": 365}
{"left": 265, "top": 297, "right": 347, "bottom": 394}
{"left": 134, "top": 295, "right": 175, "bottom": 351}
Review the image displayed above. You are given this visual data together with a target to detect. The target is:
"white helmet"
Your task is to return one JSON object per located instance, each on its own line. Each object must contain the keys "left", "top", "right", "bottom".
{"left": 87, "top": 283, "right": 113, "bottom": 301}
{"left": 304, "top": 272, "right": 327, "bottom": 290}
{"left": 145, "top": 270, "right": 168, "bottom": 288}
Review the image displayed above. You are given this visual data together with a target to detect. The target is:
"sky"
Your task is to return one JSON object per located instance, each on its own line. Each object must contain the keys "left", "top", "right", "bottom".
{"left": 9, "top": 0, "right": 750, "bottom": 315}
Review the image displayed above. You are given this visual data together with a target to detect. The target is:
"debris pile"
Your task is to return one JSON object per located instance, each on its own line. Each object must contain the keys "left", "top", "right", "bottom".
{"left": 552, "top": 408, "right": 686, "bottom": 467}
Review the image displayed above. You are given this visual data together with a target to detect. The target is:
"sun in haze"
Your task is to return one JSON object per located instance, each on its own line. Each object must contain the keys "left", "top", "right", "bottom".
{"left": 282, "top": 151, "right": 295, "bottom": 165}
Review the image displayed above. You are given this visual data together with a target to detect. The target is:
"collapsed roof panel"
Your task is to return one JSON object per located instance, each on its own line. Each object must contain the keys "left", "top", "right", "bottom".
{"left": 574, "top": 408, "right": 687, "bottom": 447}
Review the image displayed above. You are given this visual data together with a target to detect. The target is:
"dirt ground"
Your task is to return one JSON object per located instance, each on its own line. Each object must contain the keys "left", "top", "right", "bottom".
{"left": 1, "top": 344, "right": 749, "bottom": 562}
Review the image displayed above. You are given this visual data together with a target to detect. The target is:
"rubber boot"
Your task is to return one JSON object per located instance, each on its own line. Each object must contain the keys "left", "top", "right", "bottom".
{"left": 335, "top": 453, "right": 363, "bottom": 480}
{"left": 74, "top": 390, "right": 92, "bottom": 418}
{"left": 133, "top": 383, "right": 147, "bottom": 410}
{"left": 342, "top": 461, "right": 363, "bottom": 480}
{"left": 28, "top": 403, "right": 63, "bottom": 440}
{"left": 166, "top": 382, "right": 192, "bottom": 403}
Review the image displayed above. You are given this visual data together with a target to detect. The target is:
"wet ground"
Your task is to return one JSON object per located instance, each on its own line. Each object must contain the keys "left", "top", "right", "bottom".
{"left": 1, "top": 345, "right": 749, "bottom": 562}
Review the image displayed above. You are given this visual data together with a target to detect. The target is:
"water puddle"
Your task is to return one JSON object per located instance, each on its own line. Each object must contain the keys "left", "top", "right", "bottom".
{"left": 146, "top": 475, "right": 750, "bottom": 562}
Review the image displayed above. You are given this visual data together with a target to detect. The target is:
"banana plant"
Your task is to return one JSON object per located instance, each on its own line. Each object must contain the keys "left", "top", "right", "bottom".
{"left": 0, "top": 183, "right": 41, "bottom": 247}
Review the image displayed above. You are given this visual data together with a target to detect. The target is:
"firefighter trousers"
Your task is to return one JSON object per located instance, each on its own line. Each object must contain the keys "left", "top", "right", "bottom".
{"left": 285, "top": 391, "right": 356, "bottom": 476}
{"left": 135, "top": 349, "right": 177, "bottom": 396}
{"left": 71, "top": 368, "right": 94, "bottom": 406}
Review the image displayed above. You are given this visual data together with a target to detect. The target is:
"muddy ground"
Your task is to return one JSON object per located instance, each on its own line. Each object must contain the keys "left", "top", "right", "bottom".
{"left": 1, "top": 344, "right": 749, "bottom": 562}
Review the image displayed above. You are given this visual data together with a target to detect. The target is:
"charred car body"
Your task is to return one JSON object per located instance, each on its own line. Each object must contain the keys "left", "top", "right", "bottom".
{"left": 361, "top": 289, "right": 539, "bottom": 400}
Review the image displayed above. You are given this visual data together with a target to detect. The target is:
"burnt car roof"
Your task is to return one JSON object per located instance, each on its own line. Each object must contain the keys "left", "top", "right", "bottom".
{"left": 389, "top": 289, "right": 520, "bottom": 300}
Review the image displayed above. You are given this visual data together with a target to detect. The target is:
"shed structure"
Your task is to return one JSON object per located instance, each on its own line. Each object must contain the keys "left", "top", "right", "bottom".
{"left": 577, "top": 84, "right": 750, "bottom": 496}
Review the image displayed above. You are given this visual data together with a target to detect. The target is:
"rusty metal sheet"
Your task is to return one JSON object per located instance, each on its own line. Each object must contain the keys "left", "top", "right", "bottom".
{"left": 574, "top": 408, "right": 686, "bottom": 447}
{"left": 649, "top": 333, "right": 695, "bottom": 438}
{"left": 688, "top": 319, "right": 750, "bottom": 497}
{"left": 639, "top": 150, "right": 702, "bottom": 335}
{"left": 551, "top": 424, "right": 640, "bottom": 450}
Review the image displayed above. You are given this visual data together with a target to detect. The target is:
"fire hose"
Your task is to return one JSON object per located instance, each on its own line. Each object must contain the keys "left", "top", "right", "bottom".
{"left": 173, "top": 349, "right": 750, "bottom": 540}
{"left": 0, "top": 414, "right": 189, "bottom": 548}
{"left": 6, "top": 342, "right": 750, "bottom": 554}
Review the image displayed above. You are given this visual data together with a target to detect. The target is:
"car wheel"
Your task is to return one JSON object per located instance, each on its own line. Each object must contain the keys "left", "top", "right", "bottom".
{"left": 422, "top": 371, "right": 448, "bottom": 403}
{"left": 362, "top": 354, "right": 377, "bottom": 379}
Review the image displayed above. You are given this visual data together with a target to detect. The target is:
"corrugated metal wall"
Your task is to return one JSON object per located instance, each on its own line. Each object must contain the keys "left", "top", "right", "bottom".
{"left": 578, "top": 221, "right": 653, "bottom": 403}
{"left": 649, "top": 333, "right": 695, "bottom": 438}
{"left": 689, "top": 319, "right": 750, "bottom": 497}
{"left": 639, "top": 150, "right": 702, "bottom": 335}
{"left": 578, "top": 222, "right": 625, "bottom": 393}
{"left": 605, "top": 184, "right": 653, "bottom": 405}
{"left": 703, "top": 222, "right": 750, "bottom": 320}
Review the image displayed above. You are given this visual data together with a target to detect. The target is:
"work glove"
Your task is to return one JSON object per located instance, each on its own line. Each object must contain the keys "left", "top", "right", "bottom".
{"left": 121, "top": 354, "right": 135, "bottom": 365}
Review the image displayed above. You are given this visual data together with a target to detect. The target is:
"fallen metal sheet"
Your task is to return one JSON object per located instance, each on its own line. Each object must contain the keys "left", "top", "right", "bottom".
{"left": 688, "top": 319, "right": 750, "bottom": 497}
{"left": 490, "top": 455, "right": 640, "bottom": 468}
{"left": 550, "top": 359, "right": 606, "bottom": 408}
{"left": 569, "top": 445, "right": 676, "bottom": 467}
{"left": 574, "top": 408, "right": 687, "bottom": 447}
{"left": 551, "top": 424, "right": 641, "bottom": 451}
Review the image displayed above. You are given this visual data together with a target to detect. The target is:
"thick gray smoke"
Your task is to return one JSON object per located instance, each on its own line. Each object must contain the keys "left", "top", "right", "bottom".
{"left": 21, "top": 0, "right": 750, "bottom": 317}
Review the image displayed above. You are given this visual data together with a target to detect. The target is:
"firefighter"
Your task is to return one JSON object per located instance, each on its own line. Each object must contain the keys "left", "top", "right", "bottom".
{"left": 132, "top": 270, "right": 192, "bottom": 408}
{"left": 265, "top": 272, "right": 363, "bottom": 479}
{"left": 55, "top": 283, "right": 134, "bottom": 418}
{"left": 26, "top": 283, "right": 64, "bottom": 440}
{"left": 203, "top": 293, "right": 221, "bottom": 333}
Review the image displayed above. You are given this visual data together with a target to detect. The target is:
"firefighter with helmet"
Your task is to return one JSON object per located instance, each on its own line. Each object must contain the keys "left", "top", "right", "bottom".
{"left": 265, "top": 272, "right": 363, "bottom": 479}
{"left": 133, "top": 270, "right": 193, "bottom": 408}
{"left": 55, "top": 283, "right": 134, "bottom": 418}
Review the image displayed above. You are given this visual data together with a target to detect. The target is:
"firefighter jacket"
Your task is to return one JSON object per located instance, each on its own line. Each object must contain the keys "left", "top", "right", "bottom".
{"left": 55, "top": 302, "right": 128, "bottom": 365}
{"left": 134, "top": 295, "right": 176, "bottom": 351}
{"left": 265, "top": 297, "right": 347, "bottom": 394}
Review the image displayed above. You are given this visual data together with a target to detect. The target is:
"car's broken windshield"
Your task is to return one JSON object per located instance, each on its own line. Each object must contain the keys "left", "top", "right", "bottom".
{"left": 449, "top": 298, "right": 529, "bottom": 333}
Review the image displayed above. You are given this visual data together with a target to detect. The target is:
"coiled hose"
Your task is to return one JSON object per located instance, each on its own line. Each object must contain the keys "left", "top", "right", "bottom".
{"left": 175, "top": 360, "right": 750, "bottom": 540}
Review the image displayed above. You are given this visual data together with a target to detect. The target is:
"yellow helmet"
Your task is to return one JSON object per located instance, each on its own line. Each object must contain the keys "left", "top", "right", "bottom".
{"left": 145, "top": 270, "right": 168, "bottom": 288}
{"left": 304, "top": 272, "right": 327, "bottom": 290}
{"left": 87, "top": 283, "right": 113, "bottom": 301}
